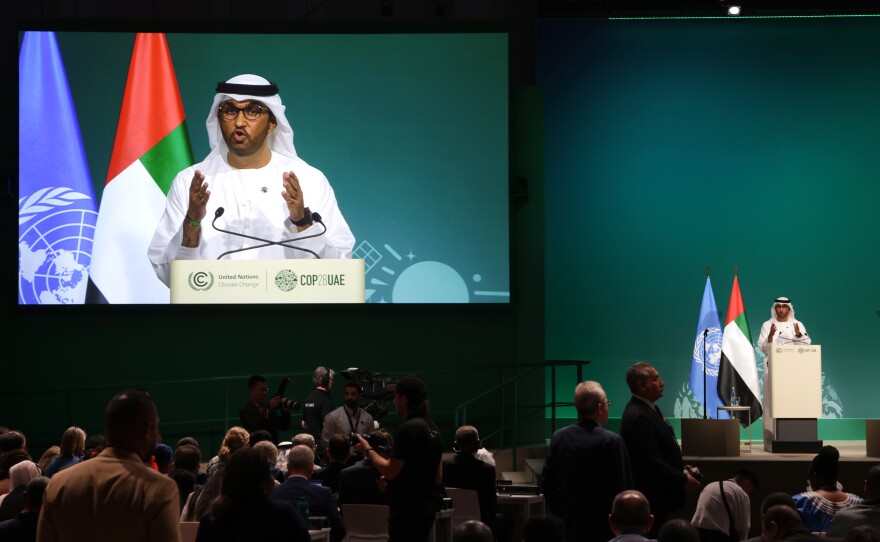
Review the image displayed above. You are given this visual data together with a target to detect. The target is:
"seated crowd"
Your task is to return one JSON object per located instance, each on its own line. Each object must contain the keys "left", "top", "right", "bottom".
{"left": 1, "top": 369, "right": 879, "bottom": 542}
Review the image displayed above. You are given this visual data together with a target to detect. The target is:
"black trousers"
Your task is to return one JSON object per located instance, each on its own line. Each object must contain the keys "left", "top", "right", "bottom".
{"left": 388, "top": 512, "right": 435, "bottom": 542}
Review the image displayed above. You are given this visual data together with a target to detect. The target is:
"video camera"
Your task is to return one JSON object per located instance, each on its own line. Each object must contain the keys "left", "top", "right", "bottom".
{"left": 341, "top": 368, "right": 397, "bottom": 422}
{"left": 274, "top": 377, "right": 300, "bottom": 411}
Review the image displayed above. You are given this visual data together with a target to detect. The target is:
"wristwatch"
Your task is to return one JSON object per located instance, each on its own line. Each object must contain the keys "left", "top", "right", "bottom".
{"left": 291, "top": 207, "right": 314, "bottom": 227}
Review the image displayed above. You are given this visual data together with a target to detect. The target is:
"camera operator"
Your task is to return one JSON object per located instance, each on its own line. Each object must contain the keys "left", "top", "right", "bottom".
{"left": 239, "top": 375, "right": 292, "bottom": 444}
{"left": 321, "top": 382, "right": 376, "bottom": 452}
{"left": 354, "top": 375, "right": 443, "bottom": 542}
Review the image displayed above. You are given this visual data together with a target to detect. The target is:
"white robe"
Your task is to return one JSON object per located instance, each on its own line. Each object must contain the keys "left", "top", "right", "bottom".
{"left": 148, "top": 151, "right": 354, "bottom": 287}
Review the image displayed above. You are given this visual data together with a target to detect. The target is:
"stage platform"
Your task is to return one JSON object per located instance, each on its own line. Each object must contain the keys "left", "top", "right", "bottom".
{"left": 676, "top": 440, "right": 879, "bottom": 538}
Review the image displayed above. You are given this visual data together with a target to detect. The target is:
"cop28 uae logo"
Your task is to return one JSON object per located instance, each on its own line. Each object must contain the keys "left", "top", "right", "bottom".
{"left": 188, "top": 271, "right": 214, "bottom": 291}
{"left": 275, "top": 269, "right": 298, "bottom": 292}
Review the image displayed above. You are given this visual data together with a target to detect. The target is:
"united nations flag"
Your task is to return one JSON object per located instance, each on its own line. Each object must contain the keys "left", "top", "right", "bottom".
{"left": 18, "top": 32, "right": 98, "bottom": 304}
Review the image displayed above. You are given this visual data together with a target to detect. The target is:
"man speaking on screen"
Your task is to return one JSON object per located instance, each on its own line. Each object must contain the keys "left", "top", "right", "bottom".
{"left": 148, "top": 74, "right": 354, "bottom": 285}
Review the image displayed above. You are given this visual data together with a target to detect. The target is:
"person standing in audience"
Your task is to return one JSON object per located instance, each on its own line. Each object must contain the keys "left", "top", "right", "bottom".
{"left": 194, "top": 447, "right": 308, "bottom": 542}
{"left": 691, "top": 469, "right": 758, "bottom": 542}
{"left": 302, "top": 367, "right": 335, "bottom": 458}
{"left": 239, "top": 375, "right": 292, "bottom": 444}
{"left": 42, "top": 428, "right": 85, "bottom": 478}
{"left": 793, "top": 446, "right": 862, "bottom": 533}
{"left": 354, "top": 375, "right": 443, "bottom": 542}
{"left": 272, "top": 445, "right": 346, "bottom": 542}
{"left": 321, "top": 381, "right": 375, "bottom": 452}
{"left": 828, "top": 465, "right": 880, "bottom": 537}
{"left": 608, "top": 490, "right": 656, "bottom": 542}
{"left": 620, "top": 362, "right": 701, "bottom": 535}
{"left": 37, "top": 389, "right": 180, "bottom": 542}
{"left": 543, "top": 381, "right": 633, "bottom": 542}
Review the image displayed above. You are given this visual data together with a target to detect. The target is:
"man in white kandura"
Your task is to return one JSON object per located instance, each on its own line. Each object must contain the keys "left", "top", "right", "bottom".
{"left": 148, "top": 74, "right": 355, "bottom": 286}
{"left": 757, "top": 296, "right": 811, "bottom": 442}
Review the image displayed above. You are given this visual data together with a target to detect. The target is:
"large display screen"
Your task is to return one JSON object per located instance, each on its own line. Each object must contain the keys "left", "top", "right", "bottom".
{"left": 17, "top": 31, "right": 510, "bottom": 304}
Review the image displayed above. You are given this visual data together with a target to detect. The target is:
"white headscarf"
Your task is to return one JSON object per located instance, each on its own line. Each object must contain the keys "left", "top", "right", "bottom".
{"left": 769, "top": 296, "right": 797, "bottom": 322}
{"left": 9, "top": 460, "right": 41, "bottom": 489}
{"left": 205, "top": 74, "right": 299, "bottom": 161}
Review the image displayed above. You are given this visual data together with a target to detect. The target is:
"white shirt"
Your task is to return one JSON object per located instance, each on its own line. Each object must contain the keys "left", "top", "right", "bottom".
{"left": 148, "top": 151, "right": 354, "bottom": 286}
{"left": 757, "top": 318, "right": 810, "bottom": 355}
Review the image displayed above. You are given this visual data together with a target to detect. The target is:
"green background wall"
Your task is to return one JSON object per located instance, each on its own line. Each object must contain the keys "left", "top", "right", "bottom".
{"left": 538, "top": 17, "right": 880, "bottom": 431}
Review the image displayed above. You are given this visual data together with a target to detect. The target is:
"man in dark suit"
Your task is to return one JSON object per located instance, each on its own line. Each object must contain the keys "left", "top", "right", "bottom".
{"left": 543, "top": 381, "right": 633, "bottom": 542}
{"left": 239, "top": 375, "right": 292, "bottom": 444}
{"left": 443, "top": 426, "right": 499, "bottom": 537}
{"left": 273, "top": 444, "right": 346, "bottom": 542}
{"left": 761, "top": 505, "right": 842, "bottom": 542}
{"left": 620, "top": 362, "right": 701, "bottom": 536}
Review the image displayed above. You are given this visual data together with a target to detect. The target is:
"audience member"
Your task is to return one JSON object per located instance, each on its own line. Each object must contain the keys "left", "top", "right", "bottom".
{"left": 828, "top": 465, "right": 880, "bottom": 537}
{"left": 452, "top": 519, "right": 494, "bottom": 542}
{"left": 276, "top": 441, "right": 293, "bottom": 473}
{"left": 321, "top": 382, "right": 375, "bottom": 452}
{"left": 0, "top": 432, "right": 31, "bottom": 496}
{"left": 0, "top": 476, "right": 48, "bottom": 542}
{"left": 35, "top": 448, "right": 59, "bottom": 476}
{"left": 252, "top": 440, "right": 285, "bottom": 483}
{"left": 691, "top": 469, "right": 758, "bottom": 542}
{"left": 302, "top": 367, "right": 335, "bottom": 456}
{"left": 794, "top": 446, "right": 862, "bottom": 532}
{"left": 620, "top": 362, "right": 701, "bottom": 535}
{"left": 444, "top": 425, "right": 500, "bottom": 538}
{"left": 153, "top": 443, "right": 174, "bottom": 475}
{"left": 292, "top": 433, "right": 322, "bottom": 470}
{"left": 761, "top": 504, "right": 828, "bottom": 541}
{"left": 37, "top": 389, "right": 180, "bottom": 542}
{"left": 272, "top": 445, "right": 346, "bottom": 542}
{"left": 80, "top": 434, "right": 104, "bottom": 461}
{"left": 205, "top": 426, "right": 250, "bottom": 481}
{"left": 354, "top": 375, "right": 443, "bottom": 542}
{"left": 743, "top": 492, "right": 799, "bottom": 542}
{"left": 0, "top": 461, "right": 41, "bottom": 521}
{"left": 522, "top": 516, "right": 565, "bottom": 542}
{"left": 176, "top": 437, "right": 200, "bottom": 449}
{"left": 659, "top": 518, "right": 700, "bottom": 542}
{"left": 239, "top": 375, "right": 292, "bottom": 444}
{"left": 313, "top": 434, "right": 350, "bottom": 494}
{"left": 249, "top": 430, "right": 273, "bottom": 447}
{"left": 608, "top": 490, "right": 656, "bottom": 542}
{"left": 543, "top": 381, "right": 633, "bottom": 542}
{"left": 338, "top": 430, "right": 392, "bottom": 506}
{"left": 43, "top": 427, "right": 85, "bottom": 478}
{"left": 844, "top": 526, "right": 880, "bottom": 542}
{"left": 171, "top": 445, "right": 202, "bottom": 511}
{"left": 193, "top": 447, "right": 308, "bottom": 542}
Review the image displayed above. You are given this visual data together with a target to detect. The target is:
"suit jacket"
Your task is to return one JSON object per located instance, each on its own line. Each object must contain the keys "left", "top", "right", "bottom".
{"left": 272, "top": 476, "right": 345, "bottom": 542}
{"left": 620, "top": 397, "right": 686, "bottom": 517}
{"left": 36, "top": 447, "right": 180, "bottom": 542}
{"left": 826, "top": 500, "right": 880, "bottom": 537}
{"left": 338, "top": 460, "right": 388, "bottom": 506}
{"left": 543, "top": 418, "right": 634, "bottom": 542}
{"left": 442, "top": 453, "right": 498, "bottom": 531}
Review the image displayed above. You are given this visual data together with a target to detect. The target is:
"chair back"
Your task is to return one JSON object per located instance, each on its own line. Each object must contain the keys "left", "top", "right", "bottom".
{"left": 446, "top": 487, "right": 481, "bottom": 528}
{"left": 341, "top": 503, "right": 390, "bottom": 542}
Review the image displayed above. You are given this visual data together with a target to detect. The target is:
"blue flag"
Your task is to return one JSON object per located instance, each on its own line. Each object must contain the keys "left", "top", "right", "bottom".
{"left": 689, "top": 277, "right": 725, "bottom": 418}
{"left": 18, "top": 32, "right": 98, "bottom": 304}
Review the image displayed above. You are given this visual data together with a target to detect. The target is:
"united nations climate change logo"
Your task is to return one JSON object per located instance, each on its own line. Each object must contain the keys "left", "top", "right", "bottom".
{"left": 188, "top": 272, "right": 215, "bottom": 291}
{"left": 275, "top": 269, "right": 298, "bottom": 292}
{"left": 19, "top": 187, "right": 97, "bottom": 305}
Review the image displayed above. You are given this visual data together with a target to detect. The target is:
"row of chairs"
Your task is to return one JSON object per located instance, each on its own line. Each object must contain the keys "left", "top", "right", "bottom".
{"left": 178, "top": 488, "right": 482, "bottom": 542}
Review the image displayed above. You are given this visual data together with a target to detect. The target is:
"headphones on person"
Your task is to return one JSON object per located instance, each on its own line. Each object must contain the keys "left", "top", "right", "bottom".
{"left": 313, "top": 367, "right": 335, "bottom": 388}
{"left": 452, "top": 430, "right": 481, "bottom": 454}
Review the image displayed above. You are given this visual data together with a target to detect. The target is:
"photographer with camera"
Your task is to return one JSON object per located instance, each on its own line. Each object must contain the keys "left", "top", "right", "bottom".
{"left": 239, "top": 375, "right": 294, "bottom": 444}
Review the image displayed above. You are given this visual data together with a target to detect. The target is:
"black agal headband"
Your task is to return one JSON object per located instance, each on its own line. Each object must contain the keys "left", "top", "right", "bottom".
{"left": 215, "top": 81, "right": 279, "bottom": 96}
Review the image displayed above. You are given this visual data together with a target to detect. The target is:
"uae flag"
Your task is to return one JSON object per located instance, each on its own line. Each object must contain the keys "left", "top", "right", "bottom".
{"left": 718, "top": 274, "right": 763, "bottom": 426}
{"left": 87, "top": 33, "right": 193, "bottom": 303}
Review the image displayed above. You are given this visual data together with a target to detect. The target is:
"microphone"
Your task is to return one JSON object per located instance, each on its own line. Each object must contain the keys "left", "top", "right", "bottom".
{"left": 211, "top": 207, "right": 326, "bottom": 260}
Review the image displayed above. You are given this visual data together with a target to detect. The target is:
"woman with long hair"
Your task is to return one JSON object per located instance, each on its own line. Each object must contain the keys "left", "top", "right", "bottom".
{"left": 43, "top": 427, "right": 86, "bottom": 478}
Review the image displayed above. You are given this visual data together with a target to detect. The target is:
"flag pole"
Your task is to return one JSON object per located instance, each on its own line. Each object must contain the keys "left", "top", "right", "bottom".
{"left": 703, "top": 266, "right": 709, "bottom": 419}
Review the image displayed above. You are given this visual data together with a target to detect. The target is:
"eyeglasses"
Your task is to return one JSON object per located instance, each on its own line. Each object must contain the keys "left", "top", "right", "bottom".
{"left": 219, "top": 102, "right": 270, "bottom": 121}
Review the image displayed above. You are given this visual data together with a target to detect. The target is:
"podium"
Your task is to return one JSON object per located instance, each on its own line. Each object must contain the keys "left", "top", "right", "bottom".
{"left": 764, "top": 344, "right": 823, "bottom": 453}
{"left": 170, "top": 259, "right": 365, "bottom": 303}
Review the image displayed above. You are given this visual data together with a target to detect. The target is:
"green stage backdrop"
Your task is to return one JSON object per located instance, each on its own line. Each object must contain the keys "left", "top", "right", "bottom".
{"left": 538, "top": 17, "right": 880, "bottom": 426}
{"left": 21, "top": 31, "right": 509, "bottom": 304}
